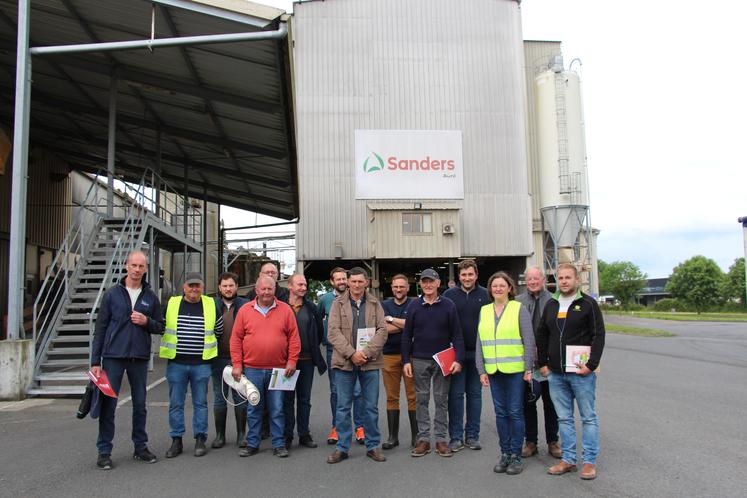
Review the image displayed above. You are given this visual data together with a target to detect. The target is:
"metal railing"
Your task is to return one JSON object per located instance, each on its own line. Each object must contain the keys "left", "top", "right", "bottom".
{"left": 32, "top": 170, "right": 107, "bottom": 357}
{"left": 31, "top": 166, "right": 201, "bottom": 374}
{"left": 86, "top": 169, "right": 152, "bottom": 355}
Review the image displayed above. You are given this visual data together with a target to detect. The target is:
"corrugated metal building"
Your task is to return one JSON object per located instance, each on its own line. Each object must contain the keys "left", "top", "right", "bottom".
{"left": 293, "top": 0, "right": 533, "bottom": 288}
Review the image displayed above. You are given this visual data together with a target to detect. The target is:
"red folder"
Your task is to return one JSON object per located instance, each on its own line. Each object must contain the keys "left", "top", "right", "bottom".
{"left": 87, "top": 369, "right": 118, "bottom": 398}
{"left": 433, "top": 347, "right": 456, "bottom": 376}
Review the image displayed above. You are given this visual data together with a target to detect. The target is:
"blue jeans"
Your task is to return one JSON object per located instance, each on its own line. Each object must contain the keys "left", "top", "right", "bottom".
{"left": 448, "top": 351, "right": 482, "bottom": 441}
{"left": 548, "top": 371, "right": 599, "bottom": 465}
{"left": 326, "top": 346, "right": 364, "bottom": 428}
{"left": 244, "top": 367, "right": 285, "bottom": 449}
{"left": 211, "top": 357, "right": 242, "bottom": 408}
{"left": 488, "top": 371, "right": 526, "bottom": 455}
{"left": 333, "top": 367, "right": 381, "bottom": 453}
{"left": 96, "top": 358, "right": 149, "bottom": 454}
{"left": 284, "top": 359, "right": 315, "bottom": 439}
{"left": 166, "top": 361, "right": 212, "bottom": 439}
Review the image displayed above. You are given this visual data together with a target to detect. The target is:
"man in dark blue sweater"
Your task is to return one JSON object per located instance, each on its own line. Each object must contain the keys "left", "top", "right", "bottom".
{"left": 402, "top": 269, "right": 465, "bottom": 458}
{"left": 91, "top": 250, "right": 164, "bottom": 470}
{"left": 443, "top": 259, "right": 489, "bottom": 452}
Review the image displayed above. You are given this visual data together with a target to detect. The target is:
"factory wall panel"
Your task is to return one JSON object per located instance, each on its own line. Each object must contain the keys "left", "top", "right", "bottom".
{"left": 294, "top": 0, "right": 531, "bottom": 260}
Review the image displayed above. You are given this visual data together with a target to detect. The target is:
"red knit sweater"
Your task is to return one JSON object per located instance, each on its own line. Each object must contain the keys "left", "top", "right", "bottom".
{"left": 230, "top": 299, "right": 300, "bottom": 370}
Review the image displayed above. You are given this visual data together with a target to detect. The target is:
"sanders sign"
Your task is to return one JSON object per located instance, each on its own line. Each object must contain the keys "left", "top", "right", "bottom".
{"left": 355, "top": 130, "right": 464, "bottom": 199}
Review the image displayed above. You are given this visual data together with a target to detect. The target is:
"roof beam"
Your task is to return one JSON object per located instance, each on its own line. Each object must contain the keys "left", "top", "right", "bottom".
{"left": 5, "top": 85, "right": 286, "bottom": 160}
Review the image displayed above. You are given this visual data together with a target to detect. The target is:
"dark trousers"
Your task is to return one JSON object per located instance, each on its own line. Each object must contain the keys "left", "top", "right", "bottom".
{"left": 284, "top": 359, "right": 315, "bottom": 439}
{"left": 96, "top": 358, "right": 149, "bottom": 455}
{"left": 524, "top": 380, "right": 559, "bottom": 444}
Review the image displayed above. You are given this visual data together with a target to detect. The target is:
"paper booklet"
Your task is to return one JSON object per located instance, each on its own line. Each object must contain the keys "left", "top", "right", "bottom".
{"left": 356, "top": 327, "right": 375, "bottom": 352}
{"left": 565, "top": 345, "right": 591, "bottom": 373}
{"left": 433, "top": 346, "right": 456, "bottom": 376}
{"left": 87, "top": 369, "right": 118, "bottom": 398}
{"left": 268, "top": 368, "right": 301, "bottom": 391}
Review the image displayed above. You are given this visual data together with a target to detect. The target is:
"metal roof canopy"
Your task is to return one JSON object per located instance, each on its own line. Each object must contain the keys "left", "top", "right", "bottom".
{"left": 2, "top": 0, "right": 298, "bottom": 341}
{"left": 0, "top": 0, "right": 298, "bottom": 219}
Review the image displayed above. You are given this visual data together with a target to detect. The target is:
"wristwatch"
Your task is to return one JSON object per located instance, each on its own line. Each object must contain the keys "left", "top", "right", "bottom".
{"left": 386, "top": 316, "right": 394, "bottom": 323}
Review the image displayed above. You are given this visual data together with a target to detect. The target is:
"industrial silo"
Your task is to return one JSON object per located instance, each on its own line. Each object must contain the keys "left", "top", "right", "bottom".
{"left": 535, "top": 57, "right": 593, "bottom": 284}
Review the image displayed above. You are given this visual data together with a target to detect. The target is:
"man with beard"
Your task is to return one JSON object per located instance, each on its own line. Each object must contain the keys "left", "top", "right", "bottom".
{"left": 211, "top": 272, "right": 249, "bottom": 449}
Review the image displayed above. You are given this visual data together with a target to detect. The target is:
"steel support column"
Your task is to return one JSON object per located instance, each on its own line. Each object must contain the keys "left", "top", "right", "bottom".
{"left": 6, "top": 0, "right": 32, "bottom": 341}
{"left": 106, "top": 73, "right": 117, "bottom": 217}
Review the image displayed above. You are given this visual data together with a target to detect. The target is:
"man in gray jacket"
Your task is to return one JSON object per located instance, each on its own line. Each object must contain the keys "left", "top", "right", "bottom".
{"left": 326, "top": 267, "right": 388, "bottom": 464}
{"left": 515, "top": 266, "right": 560, "bottom": 459}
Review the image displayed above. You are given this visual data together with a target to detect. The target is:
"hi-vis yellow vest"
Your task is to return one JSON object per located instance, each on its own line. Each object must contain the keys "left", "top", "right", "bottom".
{"left": 478, "top": 300, "right": 524, "bottom": 374}
{"left": 160, "top": 295, "right": 217, "bottom": 360}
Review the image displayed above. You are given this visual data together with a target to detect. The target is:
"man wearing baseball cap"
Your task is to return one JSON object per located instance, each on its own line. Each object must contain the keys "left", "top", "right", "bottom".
{"left": 161, "top": 272, "right": 223, "bottom": 458}
{"left": 402, "top": 268, "right": 465, "bottom": 458}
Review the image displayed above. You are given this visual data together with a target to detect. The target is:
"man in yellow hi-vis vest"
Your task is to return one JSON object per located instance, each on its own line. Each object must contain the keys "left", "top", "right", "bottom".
{"left": 161, "top": 272, "right": 223, "bottom": 459}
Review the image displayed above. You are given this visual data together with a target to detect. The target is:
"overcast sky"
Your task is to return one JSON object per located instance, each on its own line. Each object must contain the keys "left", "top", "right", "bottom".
{"left": 226, "top": 0, "right": 747, "bottom": 278}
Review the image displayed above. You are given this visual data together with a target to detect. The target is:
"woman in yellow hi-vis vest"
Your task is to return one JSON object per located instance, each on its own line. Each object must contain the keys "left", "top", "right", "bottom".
{"left": 476, "top": 271, "right": 535, "bottom": 476}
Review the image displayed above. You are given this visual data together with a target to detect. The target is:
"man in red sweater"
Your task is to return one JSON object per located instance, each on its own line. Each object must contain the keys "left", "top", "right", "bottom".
{"left": 231, "top": 275, "right": 300, "bottom": 458}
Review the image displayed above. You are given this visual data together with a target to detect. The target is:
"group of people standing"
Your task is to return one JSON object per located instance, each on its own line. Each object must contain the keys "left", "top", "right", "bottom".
{"left": 91, "top": 252, "right": 605, "bottom": 481}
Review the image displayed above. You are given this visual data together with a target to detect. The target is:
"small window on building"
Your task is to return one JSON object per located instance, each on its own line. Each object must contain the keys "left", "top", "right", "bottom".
{"left": 402, "top": 212, "right": 432, "bottom": 235}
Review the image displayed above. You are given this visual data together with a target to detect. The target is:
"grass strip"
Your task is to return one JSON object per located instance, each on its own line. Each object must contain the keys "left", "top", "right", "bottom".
{"left": 606, "top": 323, "right": 674, "bottom": 337}
{"left": 604, "top": 311, "right": 747, "bottom": 322}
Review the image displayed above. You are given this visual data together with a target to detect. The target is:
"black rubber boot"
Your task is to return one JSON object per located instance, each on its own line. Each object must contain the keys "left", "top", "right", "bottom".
{"left": 211, "top": 406, "right": 227, "bottom": 448}
{"left": 408, "top": 410, "right": 418, "bottom": 448}
{"left": 165, "top": 437, "right": 183, "bottom": 458}
{"left": 382, "top": 410, "right": 400, "bottom": 450}
{"left": 235, "top": 405, "right": 248, "bottom": 448}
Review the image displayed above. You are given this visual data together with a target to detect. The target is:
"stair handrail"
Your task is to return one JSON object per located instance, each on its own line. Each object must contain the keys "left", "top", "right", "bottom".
{"left": 32, "top": 171, "right": 107, "bottom": 350}
{"left": 87, "top": 169, "right": 153, "bottom": 356}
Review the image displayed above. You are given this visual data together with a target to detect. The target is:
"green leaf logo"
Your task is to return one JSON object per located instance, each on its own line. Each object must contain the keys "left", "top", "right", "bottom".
{"left": 363, "top": 152, "right": 385, "bottom": 173}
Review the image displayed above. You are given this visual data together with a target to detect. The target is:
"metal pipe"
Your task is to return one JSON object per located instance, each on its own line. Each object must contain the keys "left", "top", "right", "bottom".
{"left": 739, "top": 217, "right": 747, "bottom": 306}
{"left": 30, "top": 24, "right": 287, "bottom": 56}
{"left": 7, "top": 0, "right": 32, "bottom": 341}
{"left": 106, "top": 73, "right": 117, "bottom": 217}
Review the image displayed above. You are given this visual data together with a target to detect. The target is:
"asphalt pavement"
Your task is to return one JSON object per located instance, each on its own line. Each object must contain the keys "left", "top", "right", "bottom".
{"left": 1, "top": 315, "right": 746, "bottom": 497}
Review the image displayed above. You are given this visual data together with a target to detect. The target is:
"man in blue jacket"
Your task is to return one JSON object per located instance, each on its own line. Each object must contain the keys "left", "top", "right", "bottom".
{"left": 283, "top": 273, "right": 327, "bottom": 449}
{"left": 90, "top": 250, "right": 164, "bottom": 470}
{"left": 443, "top": 259, "right": 489, "bottom": 452}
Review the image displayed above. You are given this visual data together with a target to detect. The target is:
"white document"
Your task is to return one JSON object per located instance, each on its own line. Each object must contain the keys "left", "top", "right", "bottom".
{"left": 356, "top": 327, "right": 375, "bottom": 351}
{"left": 268, "top": 368, "right": 300, "bottom": 391}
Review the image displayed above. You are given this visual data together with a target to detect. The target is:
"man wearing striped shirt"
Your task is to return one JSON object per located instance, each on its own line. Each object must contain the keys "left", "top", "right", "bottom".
{"left": 161, "top": 272, "right": 223, "bottom": 458}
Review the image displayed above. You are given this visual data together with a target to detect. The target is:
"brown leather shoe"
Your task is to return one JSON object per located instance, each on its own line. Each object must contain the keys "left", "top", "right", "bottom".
{"left": 580, "top": 463, "right": 597, "bottom": 480}
{"left": 548, "top": 460, "right": 577, "bottom": 475}
{"left": 366, "top": 448, "right": 386, "bottom": 462}
{"left": 548, "top": 441, "right": 562, "bottom": 459}
{"left": 411, "top": 440, "right": 431, "bottom": 457}
{"left": 435, "top": 442, "right": 453, "bottom": 457}
{"left": 522, "top": 442, "right": 538, "bottom": 458}
{"left": 326, "top": 450, "right": 349, "bottom": 464}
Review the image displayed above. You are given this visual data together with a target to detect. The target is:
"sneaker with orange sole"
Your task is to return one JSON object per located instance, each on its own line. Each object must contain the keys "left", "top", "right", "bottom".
{"left": 327, "top": 427, "right": 338, "bottom": 445}
{"left": 355, "top": 426, "right": 365, "bottom": 445}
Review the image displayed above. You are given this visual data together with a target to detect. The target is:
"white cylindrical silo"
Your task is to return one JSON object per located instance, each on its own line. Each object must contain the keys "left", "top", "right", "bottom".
{"left": 535, "top": 65, "right": 589, "bottom": 250}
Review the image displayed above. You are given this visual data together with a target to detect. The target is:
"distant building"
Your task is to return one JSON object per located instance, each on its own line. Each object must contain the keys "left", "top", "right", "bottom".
{"left": 636, "top": 278, "right": 671, "bottom": 307}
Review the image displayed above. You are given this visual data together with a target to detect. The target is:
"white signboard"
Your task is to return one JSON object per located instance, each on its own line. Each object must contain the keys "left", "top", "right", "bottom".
{"left": 355, "top": 130, "right": 464, "bottom": 199}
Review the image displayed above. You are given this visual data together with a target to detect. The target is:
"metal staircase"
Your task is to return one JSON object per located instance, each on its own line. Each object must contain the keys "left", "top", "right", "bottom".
{"left": 30, "top": 169, "right": 202, "bottom": 396}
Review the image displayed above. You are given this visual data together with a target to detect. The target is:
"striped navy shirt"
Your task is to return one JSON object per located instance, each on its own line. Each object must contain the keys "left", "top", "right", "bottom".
{"left": 174, "top": 299, "right": 224, "bottom": 363}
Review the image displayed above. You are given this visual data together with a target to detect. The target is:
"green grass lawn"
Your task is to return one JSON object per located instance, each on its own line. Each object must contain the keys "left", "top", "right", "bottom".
{"left": 603, "top": 311, "right": 747, "bottom": 322}
{"left": 606, "top": 323, "right": 674, "bottom": 337}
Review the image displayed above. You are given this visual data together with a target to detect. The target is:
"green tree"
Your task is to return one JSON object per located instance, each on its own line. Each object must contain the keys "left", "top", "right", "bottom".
{"left": 597, "top": 259, "right": 647, "bottom": 306}
{"left": 666, "top": 255, "right": 725, "bottom": 313}
{"left": 722, "top": 257, "right": 746, "bottom": 308}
